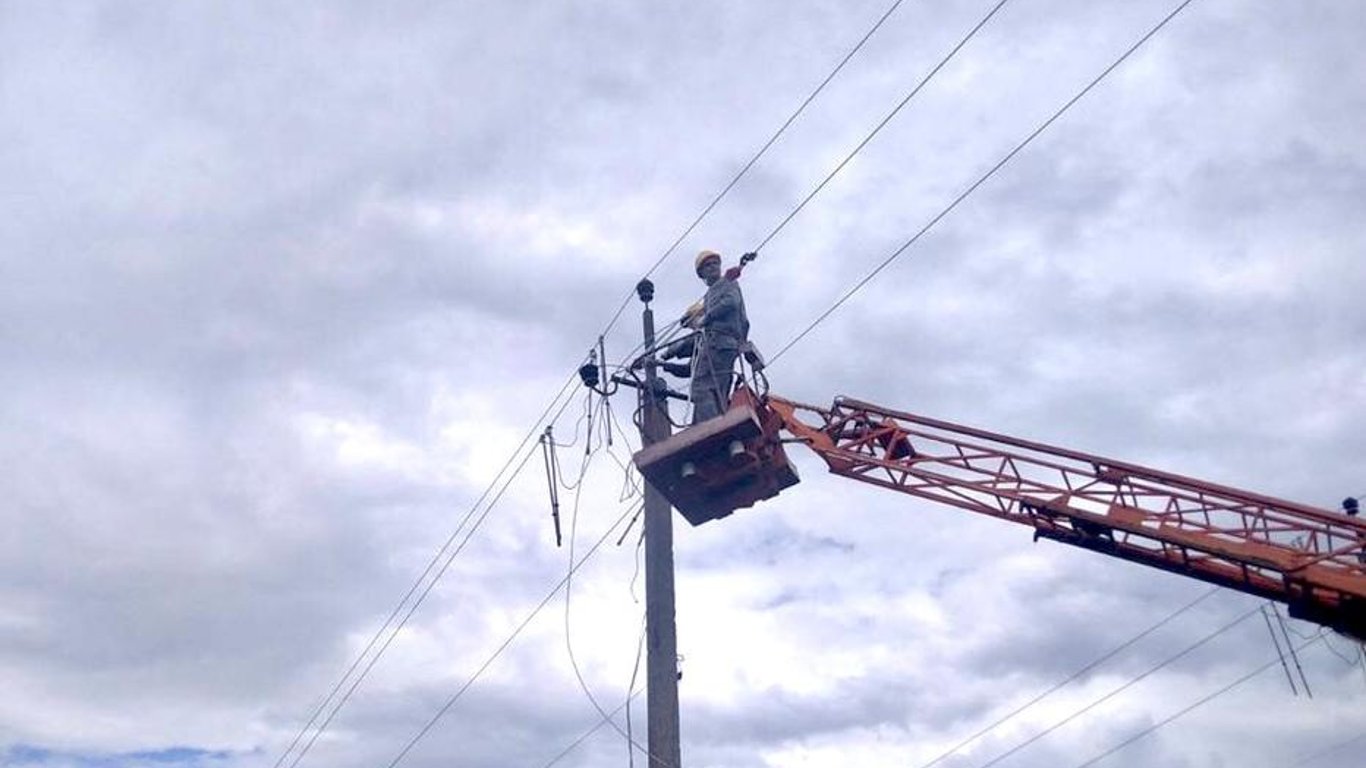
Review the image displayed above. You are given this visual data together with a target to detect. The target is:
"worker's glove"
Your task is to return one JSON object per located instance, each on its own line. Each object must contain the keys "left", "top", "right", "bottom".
{"left": 680, "top": 300, "right": 704, "bottom": 329}
{"left": 661, "top": 361, "right": 692, "bottom": 378}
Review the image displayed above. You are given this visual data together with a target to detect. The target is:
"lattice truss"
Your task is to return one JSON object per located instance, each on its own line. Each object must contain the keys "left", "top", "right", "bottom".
{"left": 767, "top": 395, "right": 1366, "bottom": 638}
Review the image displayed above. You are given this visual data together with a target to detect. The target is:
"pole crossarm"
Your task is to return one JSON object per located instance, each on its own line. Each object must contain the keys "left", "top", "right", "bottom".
{"left": 767, "top": 395, "right": 1366, "bottom": 639}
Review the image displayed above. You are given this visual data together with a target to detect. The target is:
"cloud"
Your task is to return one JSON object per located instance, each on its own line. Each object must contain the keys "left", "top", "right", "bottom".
{"left": 2, "top": 1, "right": 1364, "bottom": 767}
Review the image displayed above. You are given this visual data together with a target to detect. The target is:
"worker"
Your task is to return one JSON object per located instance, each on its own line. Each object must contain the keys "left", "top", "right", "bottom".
{"left": 661, "top": 249, "right": 751, "bottom": 424}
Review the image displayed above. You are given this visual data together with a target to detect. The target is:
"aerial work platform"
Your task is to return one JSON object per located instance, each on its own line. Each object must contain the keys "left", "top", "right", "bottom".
{"left": 632, "top": 390, "right": 800, "bottom": 526}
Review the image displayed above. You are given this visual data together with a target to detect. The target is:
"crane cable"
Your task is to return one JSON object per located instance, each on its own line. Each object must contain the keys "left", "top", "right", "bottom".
{"left": 598, "top": 0, "right": 912, "bottom": 339}
{"left": 770, "top": 0, "right": 1202, "bottom": 366}
{"left": 271, "top": 371, "right": 581, "bottom": 768}
{"left": 914, "top": 586, "right": 1219, "bottom": 768}
{"left": 1066, "top": 630, "right": 1328, "bottom": 768}
{"left": 750, "top": 0, "right": 1015, "bottom": 257}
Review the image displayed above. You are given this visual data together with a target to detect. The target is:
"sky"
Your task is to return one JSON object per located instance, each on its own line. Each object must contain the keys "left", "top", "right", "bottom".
{"left": 2, "top": 1, "right": 1365, "bottom": 767}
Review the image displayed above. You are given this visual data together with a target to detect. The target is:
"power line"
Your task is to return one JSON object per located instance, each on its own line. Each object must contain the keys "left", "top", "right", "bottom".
{"left": 275, "top": 4, "right": 911, "bottom": 755}
{"left": 277, "top": 373, "right": 582, "bottom": 768}
{"left": 539, "top": 616, "right": 646, "bottom": 768}
{"left": 914, "top": 586, "right": 1219, "bottom": 768}
{"left": 1283, "top": 731, "right": 1366, "bottom": 768}
{"left": 287, "top": 435, "right": 550, "bottom": 768}
{"left": 384, "top": 499, "right": 653, "bottom": 768}
{"left": 751, "top": 0, "right": 1016, "bottom": 254}
{"left": 541, "top": 687, "right": 645, "bottom": 768}
{"left": 1068, "top": 632, "right": 1327, "bottom": 768}
{"left": 770, "top": 0, "right": 1202, "bottom": 365}
{"left": 625, "top": 614, "right": 648, "bottom": 768}
{"left": 598, "top": 0, "right": 912, "bottom": 338}
{"left": 560, "top": 410, "right": 653, "bottom": 759}
{"left": 972, "top": 601, "right": 1260, "bottom": 768}
{"left": 275, "top": 0, "right": 905, "bottom": 748}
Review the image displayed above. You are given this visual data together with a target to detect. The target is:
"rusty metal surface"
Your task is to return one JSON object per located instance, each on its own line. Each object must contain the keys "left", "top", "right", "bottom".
{"left": 768, "top": 394, "right": 1366, "bottom": 641}
{"left": 633, "top": 396, "right": 800, "bottom": 526}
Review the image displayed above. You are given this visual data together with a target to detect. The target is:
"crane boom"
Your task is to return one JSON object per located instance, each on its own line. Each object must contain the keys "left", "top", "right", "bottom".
{"left": 765, "top": 393, "right": 1366, "bottom": 640}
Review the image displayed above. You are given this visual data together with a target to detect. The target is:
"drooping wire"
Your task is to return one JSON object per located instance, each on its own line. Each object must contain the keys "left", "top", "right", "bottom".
{"left": 914, "top": 586, "right": 1219, "bottom": 768}
{"left": 769, "top": 0, "right": 1202, "bottom": 366}
{"left": 553, "top": 394, "right": 604, "bottom": 492}
{"left": 628, "top": 529, "right": 646, "bottom": 604}
{"left": 625, "top": 613, "right": 648, "bottom": 768}
{"left": 272, "top": 371, "right": 580, "bottom": 768}
{"left": 1067, "top": 632, "right": 1328, "bottom": 768}
{"left": 971, "top": 601, "right": 1261, "bottom": 768}
{"left": 596, "top": 0, "right": 914, "bottom": 340}
{"left": 1320, "top": 631, "right": 1362, "bottom": 666}
{"left": 560, "top": 423, "right": 654, "bottom": 760}
{"left": 751, "top": 0, "right": 1015, "bottom": 255}
{"left": 540, "top": 687, "right": 645, "bottom": 768}
{"left": 383, "top": 499, "right": 670, "bottom": 768}
{"left": 547, "top": 389, "right": 598, "bottom": 453}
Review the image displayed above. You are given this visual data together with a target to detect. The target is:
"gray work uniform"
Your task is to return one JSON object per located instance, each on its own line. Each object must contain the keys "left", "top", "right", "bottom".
{"left": 668, "top": 278, "right": 749, "bottom": 424}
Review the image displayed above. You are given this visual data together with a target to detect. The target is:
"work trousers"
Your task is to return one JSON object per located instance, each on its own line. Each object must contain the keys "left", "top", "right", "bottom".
{"left": 689, "top": 346, "right": 738, "bottom": 425}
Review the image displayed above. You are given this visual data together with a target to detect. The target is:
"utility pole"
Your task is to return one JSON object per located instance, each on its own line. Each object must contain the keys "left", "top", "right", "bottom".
{"left": 636, "top": 278, "right": 682, "bottom": 768}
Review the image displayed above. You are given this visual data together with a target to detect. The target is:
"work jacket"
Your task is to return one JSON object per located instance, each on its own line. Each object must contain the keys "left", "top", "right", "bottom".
{"left": 700, "top": 278, "right": 748, "bottom": 351}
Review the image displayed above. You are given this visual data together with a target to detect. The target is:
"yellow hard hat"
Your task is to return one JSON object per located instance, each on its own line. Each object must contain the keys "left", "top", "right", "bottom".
{"left": 695, "top": 249, "right": 721, "bottom": 275}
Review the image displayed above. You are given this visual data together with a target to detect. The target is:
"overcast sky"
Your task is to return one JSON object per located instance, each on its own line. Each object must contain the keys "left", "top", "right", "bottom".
{"left": 2, "top": 1, "right": 1364, "bottom": 767}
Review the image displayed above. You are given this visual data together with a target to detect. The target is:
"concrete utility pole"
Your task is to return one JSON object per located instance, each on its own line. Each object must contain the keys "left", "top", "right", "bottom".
{"left": 636, "top": 279, "right": 682, "bottom": 768}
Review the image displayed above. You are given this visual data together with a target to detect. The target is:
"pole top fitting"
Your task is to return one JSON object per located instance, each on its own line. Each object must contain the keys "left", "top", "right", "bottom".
{"left": 636, "top": 279, "right": 654, "bottom": 305}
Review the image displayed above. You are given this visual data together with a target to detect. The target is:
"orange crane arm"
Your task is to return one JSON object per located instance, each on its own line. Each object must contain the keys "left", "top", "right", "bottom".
{"left": 765, "top": 393, "right": 1366, "bottom": 639}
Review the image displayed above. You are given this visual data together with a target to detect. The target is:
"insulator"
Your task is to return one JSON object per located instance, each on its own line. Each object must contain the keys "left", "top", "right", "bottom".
{"left": 578, "top": 361, "right": 600, "bottom": 389}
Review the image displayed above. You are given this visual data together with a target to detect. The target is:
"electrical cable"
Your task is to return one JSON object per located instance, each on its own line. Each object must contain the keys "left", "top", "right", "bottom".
{"left": 287, "top": 437, "right": 550, "bottom": 768}
{"left": 274, "top": 0, "right": 910, "bottom": 747}
{"left": 751, "top": 0, "right": 1015, "bottom": 254}
{"left": 271, "top": 371, "right": 580, "bottom": 768}
{"left": 769, "top": 0, "right": 1202, "bottom": 366}
{"left": 1068, "top": 632, "right": 1328, "bottom": 768}
{"left": 548, "top": 390, "right": 597, "bottom": 453}
{"left": 597, "top": 0, "right": 913, "bottom": 340}
{"left": 383, "top": 499, "right": 670, "bottom": 768}
{"left": 553, "top": 396, "right": 605, "bottom": 491}
{"left": 1270, "top": 603, "right": 1313, "bottom": 697}
{"left": 972, "top": 601, "right": 1260, "bottom": 768}
{"left": 561, "top": 437, "right": 653, "bottom": 759}
{"left": 1320, "top": 632, "right": 1360, "bottom": 665}
{"left": 540, "top": 687, "right": 646, "bottom": 768}
{"left": 625, "top": 614, "right": 648, "bottom": 768}
{"left": 914, "top": 586, "right": 1219, "bottom": 768}
{"left": 281, "top": 0, "right": 1197, "bottom": 756}
{"left": 1282, "top": 731, "right": 1366, "bottom": 768}
{"left": 1262, "top": 604, "right": 1300, "bottom": 695}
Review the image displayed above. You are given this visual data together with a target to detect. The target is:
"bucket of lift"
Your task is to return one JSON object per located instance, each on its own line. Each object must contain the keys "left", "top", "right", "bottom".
{"left": 632, "top": 386, "right": 800, "bottom": 526}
